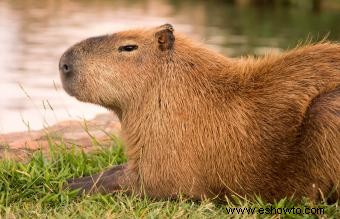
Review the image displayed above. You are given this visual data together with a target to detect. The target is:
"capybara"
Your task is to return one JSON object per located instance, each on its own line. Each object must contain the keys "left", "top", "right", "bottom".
{"left": 59, "top": 24, "right": 340, "bottom": 202}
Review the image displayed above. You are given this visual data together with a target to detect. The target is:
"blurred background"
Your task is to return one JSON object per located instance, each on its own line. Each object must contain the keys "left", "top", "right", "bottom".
{"left": 0, "top": 0, "right": 340, "bottom": 133}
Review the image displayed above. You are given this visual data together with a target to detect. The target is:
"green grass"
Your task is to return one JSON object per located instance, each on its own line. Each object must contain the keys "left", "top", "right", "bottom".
{"left": 0, "top": 138, "right": 338, "bottom": 218}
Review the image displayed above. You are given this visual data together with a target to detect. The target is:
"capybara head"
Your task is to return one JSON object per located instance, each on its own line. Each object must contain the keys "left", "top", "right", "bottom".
{"left": 59, "top": 24, "right": 175, "bottom": 117}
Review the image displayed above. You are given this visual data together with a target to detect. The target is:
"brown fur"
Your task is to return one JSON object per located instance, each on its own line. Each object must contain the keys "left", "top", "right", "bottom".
{"left": 59, "top": 24, "right": 340, "bottom": 202}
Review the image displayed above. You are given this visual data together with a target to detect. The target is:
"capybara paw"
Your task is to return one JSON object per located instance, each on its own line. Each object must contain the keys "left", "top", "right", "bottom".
{"left": 63, "top": 177, "right": 90, "bottom": 195}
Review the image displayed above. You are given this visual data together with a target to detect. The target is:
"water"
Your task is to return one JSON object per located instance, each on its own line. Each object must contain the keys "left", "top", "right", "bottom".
{"left": 0, "top": 0, "right": 340, "bottom": 133}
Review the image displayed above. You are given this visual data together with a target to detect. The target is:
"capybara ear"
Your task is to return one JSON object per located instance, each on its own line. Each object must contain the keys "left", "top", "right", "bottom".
{"left": 155, "top": 24, "right": 175, "bottom": 51}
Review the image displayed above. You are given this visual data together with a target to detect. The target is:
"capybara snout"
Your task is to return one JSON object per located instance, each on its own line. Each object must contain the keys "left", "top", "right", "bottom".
{"left": 59, "top": 36, "right": 109, "bottom": 97}
{"left": 59, "top": 48, "right": 75, "bottom": 78}
{"left": 62, "top": 24, "right": 340, "bottom": 202}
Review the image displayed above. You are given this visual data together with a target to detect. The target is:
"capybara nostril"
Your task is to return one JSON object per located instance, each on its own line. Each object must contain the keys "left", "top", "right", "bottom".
{"left": 59, "top": 52, "right": 74, "bottom": 77}
{"left": 59, "top": 58, "right": 72, "bottom": 77}
{"left": 63, "top": 64, "right": 70, "bottom": 72}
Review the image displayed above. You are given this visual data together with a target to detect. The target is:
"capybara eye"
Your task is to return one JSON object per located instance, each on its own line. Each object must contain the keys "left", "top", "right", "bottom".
{"left": 118, "top": 45, "right": 138, "bottom": 52}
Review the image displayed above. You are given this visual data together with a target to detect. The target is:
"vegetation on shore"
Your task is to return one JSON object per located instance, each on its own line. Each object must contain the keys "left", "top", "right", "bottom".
{"left": 0, "top": 137, "right": 338, "bottom": 218}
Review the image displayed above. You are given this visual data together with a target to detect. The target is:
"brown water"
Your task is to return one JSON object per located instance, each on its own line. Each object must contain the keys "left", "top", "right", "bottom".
{"left": 1, "top": 0, "right": 340, "bottom": 133}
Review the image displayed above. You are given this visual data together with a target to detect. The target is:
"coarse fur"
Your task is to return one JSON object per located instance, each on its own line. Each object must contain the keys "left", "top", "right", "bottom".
{"left": 59, "top": 24, "right": 340, "bottom": 202}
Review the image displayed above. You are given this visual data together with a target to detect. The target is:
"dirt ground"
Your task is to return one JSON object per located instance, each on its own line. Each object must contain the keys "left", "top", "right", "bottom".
{"left": 0, "top": 113, "right": 121, "bottom": 160}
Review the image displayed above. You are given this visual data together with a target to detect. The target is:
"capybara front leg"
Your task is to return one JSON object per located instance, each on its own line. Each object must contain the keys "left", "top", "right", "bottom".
{"left": 66, "top": 164, "right": 135, "bottom": 195}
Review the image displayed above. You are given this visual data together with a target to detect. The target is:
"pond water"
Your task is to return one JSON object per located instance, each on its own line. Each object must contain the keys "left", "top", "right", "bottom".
{"left": 0, "top": 0, "right": 340, "bottom": 133}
